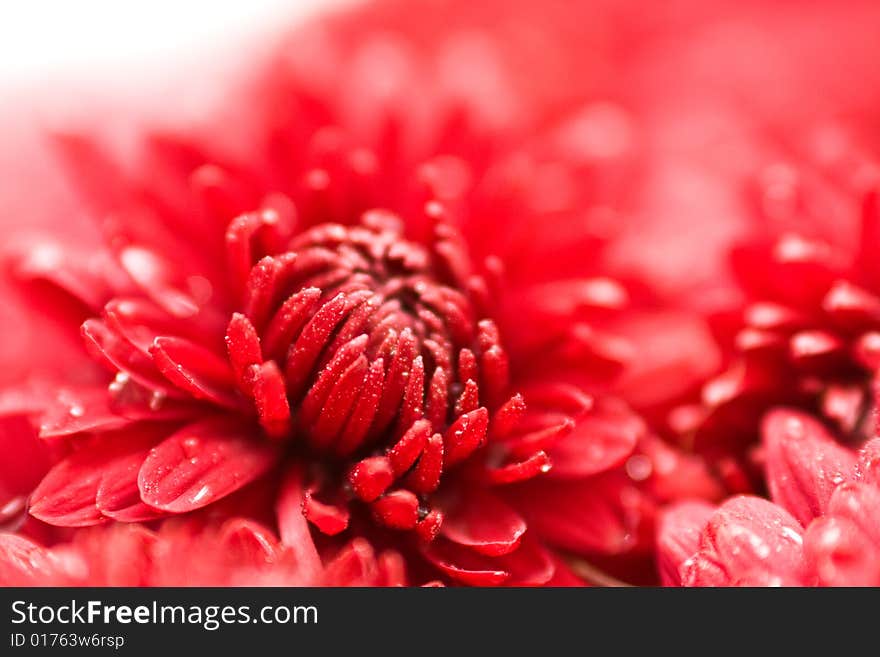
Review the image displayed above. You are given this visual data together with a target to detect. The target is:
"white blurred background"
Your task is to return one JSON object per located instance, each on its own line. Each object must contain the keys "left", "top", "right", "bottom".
{"left": 0, "top": 0, "right": 355, "bottom": 90}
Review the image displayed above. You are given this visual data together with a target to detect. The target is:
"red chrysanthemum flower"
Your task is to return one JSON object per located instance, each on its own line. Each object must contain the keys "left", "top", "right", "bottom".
{"left": 0, "top": 7, "right": 726, "bottom": 586}
{"left": 655, "top": 118, "right": 880, "bottom": 586}
{"left": 660, "top": 119, "right": 880, "bottom": 492}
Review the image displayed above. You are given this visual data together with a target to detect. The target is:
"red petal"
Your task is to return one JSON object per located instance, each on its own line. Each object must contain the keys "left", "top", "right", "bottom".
{"left": 262, "top": 287, "right": 322, "bottom": 362}
{"left": 422, "top": 538, "right": 509, "bottom": 586}
{"left": 480, "top": 451, "right": 552, "bottom": 485}
{"left": 505, "top": 473, "right": 654, "bottom": 555}
{"left": 335, "top": 358, "right": 386, "bottom": 456}
{"left": 38, "top": 386, "right": 131, "bottom": 438}
{"left": 29, "top": 449, "right": 107, "bottom": 526}
{"left": 138, "top": 417, "right": 279, "bottom": 512}
{"left": 388, "top": 419, "right": 431, "bottom": 476}
{"left": 440, "top": 489, "right": 526, "bottom": 556}
{"left": 376, "top": 551, "right": 407, "bottom": 587}
{"left": 95, "top": 432, "right": 167, "bottom": 523}
{"left": 445, "top": 407, "right": 488, "bottom": 466}
{"left": 371, "top": 490, "right": 420, "bottom": 530}
{"left": 303, "top": 492, "right": 350, "bottom": 536}
{"left": 501, "top": 538, "right": 556, "bottom": 586}
{"left": 225, "top": 210, "right": 293, "bottom": 299}
{"left": 151, "top": 336, "right": 244, "bottom": 409}
{"left": 82, "top": 319, "right": 177, "bottom": 394}
{"left": 104, "top": 297, "right": 215, "bottom": 354}
{"left": 763, "top": 409, "right": 858, "bottom": 525}
{"left": 251, "top": 361, "right": 291, "bottom": 439}
{"left": 547, "top": 402, "right": 642, "bottom": 478}
{"left": 285, "top": 292, "right": 350, "bottom": 399}
{"left": 309, "top": 355, "right": 369, "bottom": 449}
{"left": 241, "top": 256, "right": 283, "bottom": 331}
{"left": 225, "top": 313, "right": 262, "bottom": 394}
{"left": 490, "top": 393, "right": 527, "bottom": 440}
{"left": 407, "top": 432, "right": 444, "bottom": 494}
{"left": 348, "top": 456, "right": 394, "bottom": 502}
{"left": 611, "top": 311, "right": 721, "bottom": 408}
{"left": 298, "top": 334, "right": 368, "bottom": 429}
{"left": 369, "top": 328, "right": 417, "bottom": 438}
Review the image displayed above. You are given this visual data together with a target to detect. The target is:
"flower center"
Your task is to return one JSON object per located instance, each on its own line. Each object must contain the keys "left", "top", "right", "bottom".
{"left": 223, "top": 208, "right": 510, "bottom": 538}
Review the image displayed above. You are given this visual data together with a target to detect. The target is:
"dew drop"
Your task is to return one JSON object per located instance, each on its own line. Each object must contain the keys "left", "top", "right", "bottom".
{"left": 625, "top": 455, "right": 653, "bottom": 481}
{"left": 182, "top": 436, "right": 200, "bottom": 458}
{"left": 149, "top": 391, "right": 167, "bottom": 411}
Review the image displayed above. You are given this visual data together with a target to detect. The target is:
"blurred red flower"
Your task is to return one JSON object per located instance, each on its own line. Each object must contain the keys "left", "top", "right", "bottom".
{"left": 660, "top": 410, "right": 880, "bottom": 586}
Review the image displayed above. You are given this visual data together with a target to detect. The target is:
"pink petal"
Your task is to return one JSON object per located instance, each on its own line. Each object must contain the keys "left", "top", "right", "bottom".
{"left": 656, "top": 501, "right": 714, "bottom": 586}
{"left": 138, "top": 417, "right": 279, "bottom": 513}
{"left": 117, "top": 245, "right": 200, "bottom": 318}
{"left": 219, "top": 519, "right": 282, "bottom": 567}
{"left": 857, "top": 438, "right": 880, "bottom": 487}
{"left": 0, "top": 534, "right": 64, "bottom": 585}
{"left": 763, "top": 409, "right": 858, "bottom": 525}
{"left": 14, "top": 242, "right": 117, "bottom": 311}
{"left": 702, "top": 496, "right": 807, "bottom": 585}
{"left": 323, "top": 539, "right": 380, "bottom": 586}
{"left": 275, "top": 467, "right": 323, "bottom": 580}
{"left": 825, "top": 481, "right": 880, "bottom": 547}
{"left": 804, "top": 515, "right": 880, "bottom": 586}
{"left": 440, "top": 489, "right": 527, "bottom": 556}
